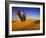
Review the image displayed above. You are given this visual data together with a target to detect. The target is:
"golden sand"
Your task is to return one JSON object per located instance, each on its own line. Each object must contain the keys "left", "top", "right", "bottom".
{"left": 12, "top": 19, "right": 40, "bottom": 31}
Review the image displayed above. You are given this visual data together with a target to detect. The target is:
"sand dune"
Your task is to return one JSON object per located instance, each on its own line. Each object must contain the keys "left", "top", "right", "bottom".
{"left": 12, "top": 19, "right": 40, "bottom": 31}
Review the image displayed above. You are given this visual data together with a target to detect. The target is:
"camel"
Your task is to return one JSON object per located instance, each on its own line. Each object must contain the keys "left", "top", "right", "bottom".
{"left": 16, "top": 10, "right": 26, "bottom": 21}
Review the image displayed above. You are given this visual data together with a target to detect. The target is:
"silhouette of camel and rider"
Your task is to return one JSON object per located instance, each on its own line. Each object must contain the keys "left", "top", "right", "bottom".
{"left": 16, "top": 10, "right": 26, "bottom": 21}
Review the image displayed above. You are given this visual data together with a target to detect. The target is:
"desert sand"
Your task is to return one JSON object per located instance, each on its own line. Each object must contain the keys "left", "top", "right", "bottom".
{"left": 12, "top": 19, "right": 40, "bottom": 31}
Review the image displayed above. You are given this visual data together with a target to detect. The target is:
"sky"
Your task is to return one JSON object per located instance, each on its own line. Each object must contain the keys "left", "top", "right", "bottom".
{"left": 12, "top": 7, "right": 40, "bottom": 20}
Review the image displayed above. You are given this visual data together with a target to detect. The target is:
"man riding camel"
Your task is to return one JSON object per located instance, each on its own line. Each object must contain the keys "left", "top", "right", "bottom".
{"left": 16, "top": 10, "right": 26, "bottom": 21}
